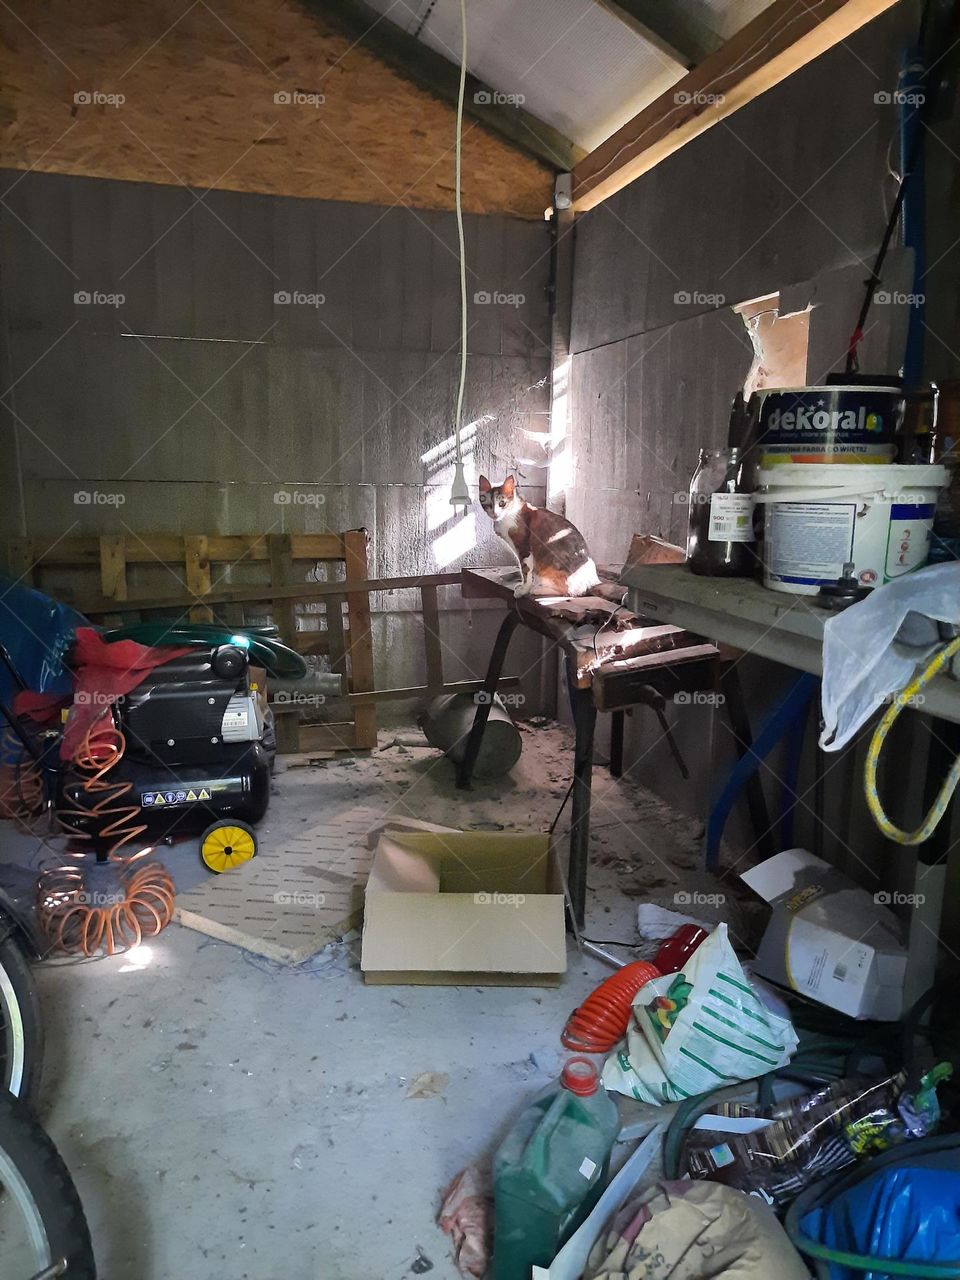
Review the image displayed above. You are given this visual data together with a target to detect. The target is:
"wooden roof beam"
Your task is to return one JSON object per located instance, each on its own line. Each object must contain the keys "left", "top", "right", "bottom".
{"left": 573, "top": 0, "right": 902, "bottom": 212}
{"left": 300, "top": 0, "right": 584, "bottom": 172}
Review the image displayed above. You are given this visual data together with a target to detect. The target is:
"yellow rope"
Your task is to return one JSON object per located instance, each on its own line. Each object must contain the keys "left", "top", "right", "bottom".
{"left": 864, "top": 635, "right": 960, "bottom": 844}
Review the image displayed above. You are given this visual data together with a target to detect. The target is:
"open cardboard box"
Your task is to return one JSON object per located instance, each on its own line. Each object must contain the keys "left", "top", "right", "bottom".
{"left": 741, "top": 848, "right": 907, "bottom": 1021}
{"left": 361, "top": 828, "right": 568, "bottom": 986}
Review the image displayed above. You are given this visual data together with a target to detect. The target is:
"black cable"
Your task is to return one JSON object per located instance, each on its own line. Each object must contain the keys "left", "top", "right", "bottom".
{"left": 549, "top": 776, "right": 575, "bottom": 833}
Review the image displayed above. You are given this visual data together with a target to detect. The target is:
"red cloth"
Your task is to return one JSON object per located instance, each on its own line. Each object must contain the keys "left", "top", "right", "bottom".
{"left": 60, "top": 628, "right": 191, "bottom": 759}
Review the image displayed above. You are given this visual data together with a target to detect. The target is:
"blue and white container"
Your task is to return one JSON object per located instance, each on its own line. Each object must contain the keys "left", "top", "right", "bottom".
{"left": 755, "top": 463, "right": 947, "bottom": 595}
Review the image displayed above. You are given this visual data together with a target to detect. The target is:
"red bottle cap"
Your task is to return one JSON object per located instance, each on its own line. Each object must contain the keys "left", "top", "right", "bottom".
{"left": 561, "top": 1056, "right": 599, "bottom": 1096}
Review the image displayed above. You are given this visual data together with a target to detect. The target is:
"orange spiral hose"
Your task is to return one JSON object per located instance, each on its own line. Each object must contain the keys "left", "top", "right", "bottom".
{"left": 40, "top": 712, "right": 175, "bottom": 957}
{"left": 561, "top": 960, "right": 661, "bottom": 1054}
{"left": 37, "top": 859, "right": 176, "bottom": 957}
{"left": 55, "top": 716, "right": 147, "bottom": 859}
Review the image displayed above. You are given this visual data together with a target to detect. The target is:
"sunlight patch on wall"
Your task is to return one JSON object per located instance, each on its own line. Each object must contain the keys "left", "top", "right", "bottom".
{"left": 547, "top": 357, "right": 573, "bottom": 504}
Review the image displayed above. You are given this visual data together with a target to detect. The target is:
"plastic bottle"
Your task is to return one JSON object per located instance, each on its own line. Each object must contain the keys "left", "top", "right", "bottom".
{"left": 491, "top": 1057, "right": 619, "bottom": 1280}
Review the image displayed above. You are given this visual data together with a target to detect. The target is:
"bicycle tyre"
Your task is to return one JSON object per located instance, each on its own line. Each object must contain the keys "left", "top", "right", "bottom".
{"left": 0, "top": 1090, "right": 96, "bottom": 1277}
{"left": 0, "top": 933, "right": 42, "bottom": 1105}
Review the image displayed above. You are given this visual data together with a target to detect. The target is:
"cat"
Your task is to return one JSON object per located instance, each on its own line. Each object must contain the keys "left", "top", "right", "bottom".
{"left": 478, "top": 474, "right": 600, "bottom": 598}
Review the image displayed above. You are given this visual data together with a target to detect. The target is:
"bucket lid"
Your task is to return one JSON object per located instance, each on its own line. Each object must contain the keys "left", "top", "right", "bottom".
{"left": 753, "top": 384, "right": 904, "bottom": 397}
{"left": 561, "top": 1057, "right": 599, "bottom": 1096}
{"left": 758, "top": 463, "right": 947, "bottom": 488}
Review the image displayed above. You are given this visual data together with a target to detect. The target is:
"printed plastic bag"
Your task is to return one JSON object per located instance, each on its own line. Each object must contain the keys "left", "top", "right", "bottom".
{"left": 602, "top": 924, "right": 797, "bottom": 1104}
{"left": 820, "top": 562, "right": 960, "bottom": 752}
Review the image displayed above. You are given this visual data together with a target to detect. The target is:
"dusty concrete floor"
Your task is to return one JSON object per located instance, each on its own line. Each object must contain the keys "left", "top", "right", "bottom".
{"left": 22, "top": 723, "right": 739, "bottom": 1280}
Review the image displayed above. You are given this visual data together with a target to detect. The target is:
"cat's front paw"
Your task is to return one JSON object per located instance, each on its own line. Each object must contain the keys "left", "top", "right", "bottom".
{"left": 514, "top": 580, "right": 532, "bottom": 598}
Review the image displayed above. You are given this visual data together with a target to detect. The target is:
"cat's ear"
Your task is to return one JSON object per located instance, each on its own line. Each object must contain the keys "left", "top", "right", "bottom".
{"left": 478, "top": 475, "right": 492, "bottom": 493}
{"left": 501, "top": 475, "right": 516, "bottom": 498}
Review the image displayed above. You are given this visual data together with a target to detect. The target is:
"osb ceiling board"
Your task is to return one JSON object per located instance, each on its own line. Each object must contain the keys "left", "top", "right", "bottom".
{"left": 0, "top": 0, "right": 551, "bottom": 219}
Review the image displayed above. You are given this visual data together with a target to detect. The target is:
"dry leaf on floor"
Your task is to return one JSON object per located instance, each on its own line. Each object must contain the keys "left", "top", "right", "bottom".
{"left": 406, "top": 1071, "right": 449, "bottom": 1099}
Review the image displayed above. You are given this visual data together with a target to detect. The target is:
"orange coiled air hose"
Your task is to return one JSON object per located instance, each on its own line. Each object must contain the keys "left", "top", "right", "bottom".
{"left": 561, "top": 960, "right": 661, "bottom": 1054}
{"left": 39, "top": 714, "right": 175, "bottom": 956}
{"left": 55, "top": 717, "right": 147, "bottom": 858}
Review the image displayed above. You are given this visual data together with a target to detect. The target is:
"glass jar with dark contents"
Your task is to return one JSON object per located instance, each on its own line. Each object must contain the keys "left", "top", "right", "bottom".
{"left": 686, "top": 447, "right": 757, "bottom": 577}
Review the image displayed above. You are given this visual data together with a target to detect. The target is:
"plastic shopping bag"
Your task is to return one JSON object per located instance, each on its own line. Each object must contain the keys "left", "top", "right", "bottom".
{"left": 602, "top": 924, "right": 797, "bottom": 1104}
{"left": 820, "top": 562, "right": 960, "bottom": 752}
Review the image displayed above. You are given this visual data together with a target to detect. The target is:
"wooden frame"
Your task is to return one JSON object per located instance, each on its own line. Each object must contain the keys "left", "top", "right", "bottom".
{"left": 572, "top": 0, "right": 901, "bottom": 211}
{"left": 5, "top": 536, "right": 520, "bottom": 755}
{"left": 7, "top": 532, "right": 378, "bottom": 753}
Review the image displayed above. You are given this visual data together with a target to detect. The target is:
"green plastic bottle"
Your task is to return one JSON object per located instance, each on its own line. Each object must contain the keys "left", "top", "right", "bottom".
{"left": 492, "top": 1057, "right": 619, "bottom": 1280}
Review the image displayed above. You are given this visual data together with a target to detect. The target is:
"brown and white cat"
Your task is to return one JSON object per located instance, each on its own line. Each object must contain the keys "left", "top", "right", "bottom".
{"left": 478, "top": 475, "right": 600, "bottom": 598}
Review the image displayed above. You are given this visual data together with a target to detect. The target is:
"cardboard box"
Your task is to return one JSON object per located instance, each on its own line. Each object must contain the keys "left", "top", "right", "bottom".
{"left": 741, "top": 848, "right": 907, "bottom": 1021}
{"left": 361, "top": 829, "right": 567, "bottom": 986}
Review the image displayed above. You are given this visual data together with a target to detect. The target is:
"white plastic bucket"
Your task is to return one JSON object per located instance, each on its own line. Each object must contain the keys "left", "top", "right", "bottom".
{"left": 755, "top": 463, "right": 947, "bottom": 595}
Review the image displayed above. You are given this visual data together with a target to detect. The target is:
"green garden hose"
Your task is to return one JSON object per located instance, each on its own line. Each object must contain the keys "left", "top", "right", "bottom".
{"left": 101, "top": 622, "right": 307, "bottom": 681}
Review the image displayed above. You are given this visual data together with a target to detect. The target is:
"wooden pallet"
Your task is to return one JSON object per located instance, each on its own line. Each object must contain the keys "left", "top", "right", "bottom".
{"left": 6, "top": 531, "right": 377, "bottom": 752}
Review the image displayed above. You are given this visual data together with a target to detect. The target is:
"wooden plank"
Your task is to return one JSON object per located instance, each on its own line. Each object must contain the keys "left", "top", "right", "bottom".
{"left": 184, "top": 535, "right": 213, "bottom": 623}
{"left": 325, "top": 592, "right": 348, "bottom": 678}
{"left": 206, "top": 535, "right": 269, "bottom": 562}
{"left": 572, "top": 0, "right": 901, "bottom": 211}
{"left": 268, "top": 532, "right": 297, "bottom": 645}
{"left": 298, "top": 723, "right": 371, "bottom": 753}
{"left": 62, "top": 572, "right": 463, "bottom": 616}
{"left": 292, "top": 631, "right": 332, "bottom": 656}
{"left": 98, "top": 534, "right": 127, "bottom": 602}
{"left": 343, "top": 530, "right": 377, "bottom": 750}
{"left": 346, "top": 676, "right": 519, "bottom": 705}
{"left": 271, "top": 705, "right": 302, "bottom": 754}
{"left": 420, "top": 583, "right": 444, "bottom": 693}
{"left": 290, "top": 534, "right": 349, "bottom": 560}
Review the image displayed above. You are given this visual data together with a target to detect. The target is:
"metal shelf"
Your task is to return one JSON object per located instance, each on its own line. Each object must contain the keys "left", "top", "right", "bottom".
{"left": 620, "top": 564, "right": 960, "bottom": 725}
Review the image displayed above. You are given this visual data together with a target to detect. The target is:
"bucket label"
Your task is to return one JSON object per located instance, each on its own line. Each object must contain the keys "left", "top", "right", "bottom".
{"left": 885, "top": 502, "right": 936, "bottom": 579}
{"left": 708, "top": 493, "right": 755, "bottom": 542}
{"left": 765, "top": 502, "right": 856, "bottom": 584}
{"left": 757, "top": 389, "right": 901, "bottom": 464}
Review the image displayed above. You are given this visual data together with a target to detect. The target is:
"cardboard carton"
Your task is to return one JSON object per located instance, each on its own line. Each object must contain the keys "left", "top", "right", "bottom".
{"left": 361, "top": 828, "right": 567, "bottom": 986}
{"left": 741, "top": 848, "right": 907, "bottom": 1021}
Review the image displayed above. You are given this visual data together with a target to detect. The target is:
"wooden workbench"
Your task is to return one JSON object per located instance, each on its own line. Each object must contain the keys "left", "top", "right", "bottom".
{"left": 458, "top": 565, "right": 721, "bottom": 925}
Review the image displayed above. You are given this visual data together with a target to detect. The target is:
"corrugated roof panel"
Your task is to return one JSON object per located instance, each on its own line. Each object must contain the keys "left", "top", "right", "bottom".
{"left": 363, "top": 0, "right": 686, "bottom": 149}
{"left": 362, "top": 0, "right": 775, "bottom": 151}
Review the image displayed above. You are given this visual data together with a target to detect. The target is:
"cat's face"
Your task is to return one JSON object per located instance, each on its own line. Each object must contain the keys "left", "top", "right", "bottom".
{"left": 478, "top": 474, "right": 519, "bottom": 520}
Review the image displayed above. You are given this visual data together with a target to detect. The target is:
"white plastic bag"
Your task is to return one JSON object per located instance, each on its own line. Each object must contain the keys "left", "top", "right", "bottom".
{"left": 820, "top": 562, "right": 960, "bottom": 752}
{"left": 602, "top": 924, "right": 797, "bottom": 1104}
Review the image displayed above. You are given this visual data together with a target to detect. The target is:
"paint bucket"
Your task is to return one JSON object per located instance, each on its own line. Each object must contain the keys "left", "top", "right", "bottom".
{"left": 753, "top": 386, "right": 903, "bottom": 466}
{"left": 755, "top": 463, "right": 947, "bottom": 595}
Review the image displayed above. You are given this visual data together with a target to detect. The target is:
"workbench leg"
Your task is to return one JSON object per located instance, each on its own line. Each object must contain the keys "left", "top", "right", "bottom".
{"left": 609, "top": 710, "right": 625, "bottom": 779}
{"left": 718, "top": 665, "right": 776, "bottom": 862}
{"left": 456, "top": 612, "right": 521, "bottom": 789}
{"left": 568, "top": 677, "right": 597, "bottom": 929}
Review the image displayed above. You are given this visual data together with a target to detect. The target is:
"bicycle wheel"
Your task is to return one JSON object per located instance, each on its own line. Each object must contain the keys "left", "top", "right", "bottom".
{"left": 0, "top": 933, "right": 42, "bottom": 1105}
{"left": 0, "top": 1090, "right": 95, "bottom": 1278}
